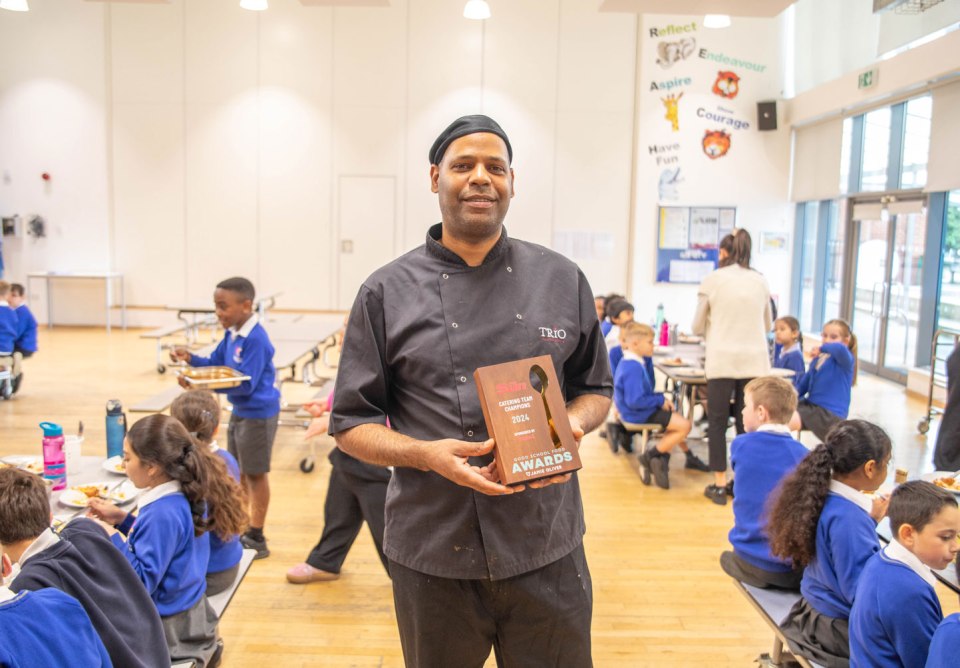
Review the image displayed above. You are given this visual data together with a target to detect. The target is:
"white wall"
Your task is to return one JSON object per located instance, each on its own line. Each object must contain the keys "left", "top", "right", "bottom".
{"left": 0, "top": 0, "right": 637, "bottom": 324}
{"left": 628, "top": 14, "right": 793, "bottom": 327}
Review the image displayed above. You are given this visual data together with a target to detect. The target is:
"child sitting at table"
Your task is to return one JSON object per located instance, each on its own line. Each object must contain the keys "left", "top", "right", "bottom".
{"left": 773, "top": 316, "right": 805, "bottom": 387}
{"left": 0, "top": 281, "right": 21, "bottom": 396}
{"left": 1, "top": 563, "right": 111, "bottom": 667}
{"left": 720, "top": 376, "right": 809, "bottom": 590}
{"left": 615, "top": 322, "right": 708, "bottom": 489}
{"left": 171, "top": 276, "right": 280, "bottom": 560}
{"left": 7, "top": 283, "right": 36, "bottom": 395}
{"left": 849, "top": 481, "right": 959, "bottom": 668}
{"left": 604, "top": 298, "right": 634, "bottom": 354}
{"left": 88, "top": 414, "right": 248, "bottom": 668}
{"left": 0, "top": 467, "right": 170, "bottom": 668}
{"left": 171, "top": 390, "right": 242, "bottom": 596}
{"left": 788, "top": 319, "right": 857, "bottom": 441}
{"left": 767, "top": 419, "right": 891, "bottom": 668}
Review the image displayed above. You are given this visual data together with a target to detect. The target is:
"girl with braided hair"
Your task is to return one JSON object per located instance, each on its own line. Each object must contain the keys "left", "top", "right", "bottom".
{"left": 89, "top": 413, "right": 247, "bottom": 668}
{"left": 766, "top": 419, "right": 892, "bottom": 668}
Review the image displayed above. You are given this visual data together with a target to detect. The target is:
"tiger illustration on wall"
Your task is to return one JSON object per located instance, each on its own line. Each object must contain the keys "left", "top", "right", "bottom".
{"left": 702, "top": 130, "right": 731, "bottom": 159}
{"left": 712, "top": 71, "right": 740, "bottom": 99}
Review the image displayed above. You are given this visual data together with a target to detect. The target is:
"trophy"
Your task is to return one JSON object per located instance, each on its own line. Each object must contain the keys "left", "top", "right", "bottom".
{"left": 474, "top": 355, "right": 582, "bottom": 485}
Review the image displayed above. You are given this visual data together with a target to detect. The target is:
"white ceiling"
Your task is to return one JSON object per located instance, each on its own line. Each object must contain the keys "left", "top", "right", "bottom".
{"left": 598, "top": 0, "right": 798, "bottom": 18}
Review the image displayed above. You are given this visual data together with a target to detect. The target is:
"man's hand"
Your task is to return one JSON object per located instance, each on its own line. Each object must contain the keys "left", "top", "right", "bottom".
{"left": 177, "top": 375, "right": 190, "bottom": 389}
{"left": 304, "top": 415, "right": 330, "bottom": 441}
{"left": 421, "top": 438, "right": 522, "bottom": 496}
{"left": 170, "top": 347, "right": 192, "bottom": 364}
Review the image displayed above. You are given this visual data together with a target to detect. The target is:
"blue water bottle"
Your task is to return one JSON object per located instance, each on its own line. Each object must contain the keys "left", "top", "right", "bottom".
{"left": 105, "top": 399, "right": 127, "bottom": 459}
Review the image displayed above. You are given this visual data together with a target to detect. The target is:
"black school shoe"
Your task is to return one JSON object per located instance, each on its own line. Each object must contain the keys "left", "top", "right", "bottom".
{"left": 637, "top": 449, "right": 653, "bottom": 485}
{"left": 650, "top": 452, "right": 670, "bottom": 489}
{"left": 684, "top": 451, "right": 710, "bottom": 472}
{"left": 704, "top": 484, "right": 727, "bottom": 505}
{"left": 725, "top": 479, "right": 735, "bottom": 499}
{"left": 241, "top": 533, "right": 270, "bottom": 560}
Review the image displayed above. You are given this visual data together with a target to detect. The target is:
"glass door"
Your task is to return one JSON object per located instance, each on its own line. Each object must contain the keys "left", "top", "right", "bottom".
{"left": 850, "top": 200, "right": 927, "bottom": 382}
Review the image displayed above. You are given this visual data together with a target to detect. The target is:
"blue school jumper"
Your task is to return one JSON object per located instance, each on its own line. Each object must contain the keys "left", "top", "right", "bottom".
{"left": 113, "top": 488, "right": 210, "bottom": 617}
{"left": 0, "top": 302, "right": 16, "bottom": 353}
{"left": 926, "top": 613, "right": 960, "bottom": 667}
{"left": 796, "top": 342, "right": 855, "bottom": 419}
{"left": 614, "top": 352, "right": 663, "bottom": 424}
{"left": 190, "top": 315, "right": 280, "bottom": 419}
{"left": 0, "top": 588, "right": 112, "bottom": 667}
{"left": 729, "top": 429, "right": 809, "bottom": 573}
{"left": 12, "top": 520, "right": 170, "bottom": 668}
{"left": 609, "top": 344, "right": 624, "bottom": 376}
{"left": 600, "top": 320, "right": 613, "bottom": 337}
{"left": 800, "top": 492, "right": 879, "bottom": 620}
{"left": 849, "top": 547, "right": 942, "bottom": 668}
{"left": 774, "top": 343, "right": 805, "bottom": 388}
{"left": 208, "top": 446, "right": 243, "bottom": 574}
{"left": 13, "top": 303, "right": 38, "bottom": 352}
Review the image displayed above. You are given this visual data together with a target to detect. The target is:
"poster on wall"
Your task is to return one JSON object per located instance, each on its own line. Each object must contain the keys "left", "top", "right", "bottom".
{"left": 655, "top": 205, "right": 735, "bottom": 284}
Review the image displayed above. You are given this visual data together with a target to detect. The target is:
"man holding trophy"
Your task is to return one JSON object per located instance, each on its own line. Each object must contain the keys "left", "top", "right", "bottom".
{"left": 330, "top": 115, "right": 612, "bottom": 666}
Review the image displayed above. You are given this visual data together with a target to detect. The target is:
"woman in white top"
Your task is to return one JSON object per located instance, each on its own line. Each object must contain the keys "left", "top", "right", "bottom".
{"left": 692, "top": 230, "right": 772, "bottom": 505}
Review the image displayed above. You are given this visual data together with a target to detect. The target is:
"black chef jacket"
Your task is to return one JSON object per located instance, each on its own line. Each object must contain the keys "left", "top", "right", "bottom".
{"left": 330, "top": 224, "right": 612, "bottom": 580}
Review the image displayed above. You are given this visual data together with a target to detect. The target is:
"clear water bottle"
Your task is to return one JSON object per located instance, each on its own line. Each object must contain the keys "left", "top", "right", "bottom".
{"left": 40, "top": 421, "right": 66, "bottom": 491}
{"left": 105, "top": 399, "right": 127, "bottom": 459}
{"left": 655, "top": 303, "right": 665, "bottom": 333}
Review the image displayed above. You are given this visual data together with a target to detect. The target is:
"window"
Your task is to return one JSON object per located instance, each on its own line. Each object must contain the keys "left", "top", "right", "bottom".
{"left": 860, "top": 107, "right": 892, "bottom": 192}
{"left": 900, "top": 95, "right": 931, "bottom": 189}
{"left": 939, "top": 190, "right": 960, "bottom": 332}
{"left": 823, "top": 200, "right": 844, "bottom": 323}
{"left": 797, "top": 202, "right": 820, "bottom": 328}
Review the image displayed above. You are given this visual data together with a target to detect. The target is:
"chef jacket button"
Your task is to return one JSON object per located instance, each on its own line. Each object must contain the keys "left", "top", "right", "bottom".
{"left": 516, "top": 314, "right": 522, "bottom": 320}
{"left": 452, "top": 322, "right": 458, "bottom": 328}
{"left": 506, "top": 266, "right": 512, "bottom": 272}
{"left": 467, "top": 430, "right": 474, "bottom": 437}
{"left": 442, "top": 273, "right": 449, "bottom": 279}
{"left": 460, "top": 376, "right": 467, "bottom": 383}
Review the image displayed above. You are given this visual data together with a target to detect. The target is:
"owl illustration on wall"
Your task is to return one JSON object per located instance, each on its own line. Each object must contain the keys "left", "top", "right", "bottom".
{"left": 702, "top": 130, "right": 731, "bottom": 159}
{"left": 712, "top": 71, "right": 740, "bottom": 99}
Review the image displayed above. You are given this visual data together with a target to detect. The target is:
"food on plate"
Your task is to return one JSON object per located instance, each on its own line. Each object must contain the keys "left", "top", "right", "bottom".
{"left": 73, "top": 485, "right": 106, "bottom": 499}
{"left": 660, "top": 357, "right": 685, "bottom": 366}
{"left": 933, "top": 476, "right": 960, "bottom": 492}
{"left": 24, "top": 460, "right": 44, "bottom": 475}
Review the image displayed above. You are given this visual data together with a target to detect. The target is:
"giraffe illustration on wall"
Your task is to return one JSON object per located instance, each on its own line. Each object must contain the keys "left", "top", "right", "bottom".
{"left": 662, "top": 93, "right": 683, "bottom": 132}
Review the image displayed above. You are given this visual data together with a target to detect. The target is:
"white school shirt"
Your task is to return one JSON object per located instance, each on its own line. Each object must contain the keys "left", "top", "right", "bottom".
{"left": 828, "top": 479, "right": 874, "bottom": 515}
{"left": 883, "top": 538, "right": 938, "bottom": 588}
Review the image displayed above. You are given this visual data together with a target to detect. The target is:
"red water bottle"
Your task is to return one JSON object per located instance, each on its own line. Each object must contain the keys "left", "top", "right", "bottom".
{"left": 659, "top": 319, "right": 670, "bottom": 346}
{"left": 40, "top": 421, "right": 66, "bottom": 491}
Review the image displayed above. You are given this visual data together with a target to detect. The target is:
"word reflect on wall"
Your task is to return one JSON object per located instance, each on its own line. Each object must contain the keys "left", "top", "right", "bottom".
{"left": 696, "top": 106, "right": 750, "bottom": 131}
{"left": 698, "top": 48, "right": 766, "bottom": 73}
{"left": 649, "top": 22, "right": 697, "bottom": 38}
{"left": 650, "top": 76, "right": 691, "bottom": 92}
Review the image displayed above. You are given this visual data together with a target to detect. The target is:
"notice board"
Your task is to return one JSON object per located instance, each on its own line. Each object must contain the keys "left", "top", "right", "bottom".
{"left": 655, "top": 206, "right": 736, "bottom": 284}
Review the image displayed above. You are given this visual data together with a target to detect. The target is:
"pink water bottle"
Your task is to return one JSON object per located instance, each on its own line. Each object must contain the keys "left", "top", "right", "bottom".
{"left": 659, "top": 319, "right": 670, "bottom": 346}
{"left": 40, "top": 421, "right": 66, "bottom": 491}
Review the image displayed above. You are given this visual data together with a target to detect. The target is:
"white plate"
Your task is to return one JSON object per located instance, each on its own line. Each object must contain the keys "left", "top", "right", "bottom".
{"left": 767, "top": 367, "right": 797, "bottom": 378}
{"left": 922, "top": 471, "right": 960, "bottom": 495}
{"left": 658, "top": 358, "right": 686, "bottom": 367}
{"left": 59, "top": 480, "right": 141, "bottom": 508}
{"left": 678, "top": 335, "right": 703, "bottom": 344}
{"left": 653, "top": 346, "right": 675, "bottom": 356}
{"left": 102, "top": 456, "right": 127, "bottom": 476}
{"left": 673, "top": 367, "right": 706, "bottom": 377}
{"left": 1, "top": 455, "right": 44, "bottom": 475}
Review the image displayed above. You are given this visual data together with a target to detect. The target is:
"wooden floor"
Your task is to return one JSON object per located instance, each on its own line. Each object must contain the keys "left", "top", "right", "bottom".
{"left": 1, "top": 326, "right": 956, "bottom": 667}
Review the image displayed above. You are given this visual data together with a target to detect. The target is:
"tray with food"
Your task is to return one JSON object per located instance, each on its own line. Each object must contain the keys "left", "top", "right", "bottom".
{"left": 176, "top": 366, "right": 251, "bottom": 390}
{"left": 0, "top": 456, "right": 44, "bottom": 475}
{"left": 924, "top": 472, "right": 960, "bottom": 495}
{"left": 59, "top": 480, "right": 140, "bottom": 508}
{"left": 102, "top": 455, "right": 127, "bottom": 476}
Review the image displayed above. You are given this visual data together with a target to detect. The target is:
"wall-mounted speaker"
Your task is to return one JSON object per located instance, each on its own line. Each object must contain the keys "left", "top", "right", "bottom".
{"left": 757, "top": 101, "right": 778, "bottom": 131}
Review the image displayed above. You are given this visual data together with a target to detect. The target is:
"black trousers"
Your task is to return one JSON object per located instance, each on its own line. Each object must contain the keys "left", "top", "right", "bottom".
{"left": 390, "top": 544, "right": 593, "bottom": 668}
{"left": 305, "top": 464, "right": 390, "bottom": 575}
{"left": 706, "top": 377, "right": 751, "bottom": 472}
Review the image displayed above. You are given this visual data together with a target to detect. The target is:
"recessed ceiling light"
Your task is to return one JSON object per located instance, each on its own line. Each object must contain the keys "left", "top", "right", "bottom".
{"left": 704, "top": 14, "right": 731, "bottom": 29}
{"left": 463, "top": 0, "right": 491, "bottom": 20}
{"left": 0, "top": 0, "right": 29, "bottom": 11}
{"left": 240, "top": 0, "right": 268, "bottom": 10}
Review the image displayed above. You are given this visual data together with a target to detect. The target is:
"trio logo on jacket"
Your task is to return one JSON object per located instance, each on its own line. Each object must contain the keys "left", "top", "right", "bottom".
{"left": 538, "top": 326, "right": 567, "bottom": 342}
{"left": 233, "top": 345, "right": 243, "bottom": 364}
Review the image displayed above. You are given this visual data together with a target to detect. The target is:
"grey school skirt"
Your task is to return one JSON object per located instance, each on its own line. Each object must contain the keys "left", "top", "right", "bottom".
{"left": 162, "top": 595, "right": 220, "bottom": 668}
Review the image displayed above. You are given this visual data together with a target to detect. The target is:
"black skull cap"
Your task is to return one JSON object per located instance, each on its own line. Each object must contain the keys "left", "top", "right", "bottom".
{"left": 429, "top": 114, "right": 513, "bottom": 166}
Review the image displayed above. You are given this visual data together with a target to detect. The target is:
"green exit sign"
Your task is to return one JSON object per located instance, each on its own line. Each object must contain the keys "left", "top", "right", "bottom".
{"left": 859, "top": 69, "right": 878, "bottom": 89}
